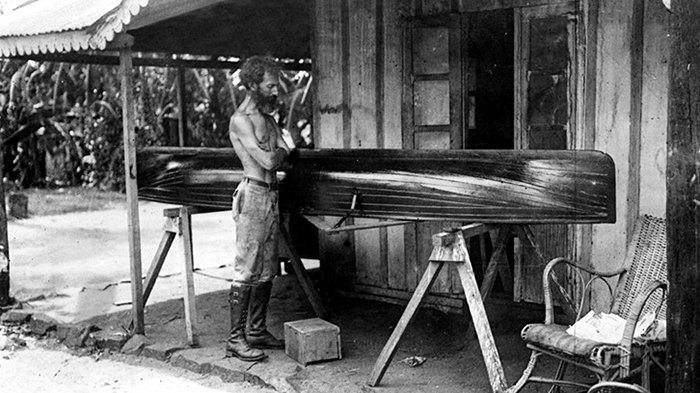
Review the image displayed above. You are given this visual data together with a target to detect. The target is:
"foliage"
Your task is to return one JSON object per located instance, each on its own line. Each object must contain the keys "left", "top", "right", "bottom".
{"left": 0, "top": 58, "right": 313, "bottom": 192}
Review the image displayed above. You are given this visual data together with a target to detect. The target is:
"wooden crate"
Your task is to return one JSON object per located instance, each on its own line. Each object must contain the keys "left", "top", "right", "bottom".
{"left": 284, "top": 318, "right": 342, "bottom": 365}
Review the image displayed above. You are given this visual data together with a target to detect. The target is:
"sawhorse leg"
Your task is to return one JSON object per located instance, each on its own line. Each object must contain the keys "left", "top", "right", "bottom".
{"left": 368, "top": 228, "right": 508, "bottom": 393}
{"left": 142, "top": 221, "right": 176, "bottom": 307}
{"left": 179, "top": 207, "right": 199, "bottom": 346}
{"left": 465, "top": 225, "right": 514, "bottom": 339}
{"left": 279, "top": 224, "right": 327, "bottom": 319}
{"left": 139, "top": 207, "right": 199, "bottom": 346}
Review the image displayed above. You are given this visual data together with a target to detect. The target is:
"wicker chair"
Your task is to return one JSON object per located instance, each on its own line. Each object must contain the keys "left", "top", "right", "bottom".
{"left": 508, "top": 215, "right": 667, "bottom": 392}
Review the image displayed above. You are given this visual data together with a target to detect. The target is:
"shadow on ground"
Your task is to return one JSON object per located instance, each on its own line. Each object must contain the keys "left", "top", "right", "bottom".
{"left": 83, "top": 269, "right": 600, "bottom": 393}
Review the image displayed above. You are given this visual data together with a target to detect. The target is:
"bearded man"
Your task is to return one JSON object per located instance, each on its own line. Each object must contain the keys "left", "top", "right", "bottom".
{"left": 226, "top": 56, "right": 293, "bottom": 361}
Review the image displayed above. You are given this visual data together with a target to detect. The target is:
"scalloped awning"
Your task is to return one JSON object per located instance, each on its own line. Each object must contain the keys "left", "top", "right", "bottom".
{"left": 0, "top": 0, "right": 147, "bottom": 56}
{"left": 0, "top": 0, "right": 311, "bottom": 59}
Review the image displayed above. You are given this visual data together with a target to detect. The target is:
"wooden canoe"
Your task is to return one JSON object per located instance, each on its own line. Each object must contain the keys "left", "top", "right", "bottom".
{"left": 136, "top": 147, "right": 615, "bottom": 224}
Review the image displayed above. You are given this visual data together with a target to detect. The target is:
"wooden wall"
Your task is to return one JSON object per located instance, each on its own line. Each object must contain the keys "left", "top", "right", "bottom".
{"left": 589, "top": 1, "right": 638, "bottom": 311}
{"left": 312, "top": 0, "right": 467, "bottom": 309}
{"left": 588, "top": 0, "right": 669, "bottom": 311}
{"left": 639, "top": 0, "right": 669, "bottom": 218}
{"left": 311, "top": 0, "right": 670, "bottom": 311}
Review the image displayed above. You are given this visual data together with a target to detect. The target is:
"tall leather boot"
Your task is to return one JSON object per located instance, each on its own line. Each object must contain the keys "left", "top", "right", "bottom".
{"left": 226, "top": 285, "right": 266, "bottom": 361}
{"left": 246, "top": 281, "right": 284, "bottom": 349}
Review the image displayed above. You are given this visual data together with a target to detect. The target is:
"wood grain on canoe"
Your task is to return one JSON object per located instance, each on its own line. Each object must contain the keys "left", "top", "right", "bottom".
{"left": 136, "top": 148, "right": 615, "bottom": 224}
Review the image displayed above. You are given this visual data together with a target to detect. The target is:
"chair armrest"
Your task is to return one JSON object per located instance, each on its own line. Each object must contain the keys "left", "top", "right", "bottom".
{"left": 542, "top": 257, "right": 628, "bottom": 324}
{"left": 588, "top": 381, "right": 651, "bottom": 393}
{"left": 620, "top": 280, "right": 667, "bottom": 348}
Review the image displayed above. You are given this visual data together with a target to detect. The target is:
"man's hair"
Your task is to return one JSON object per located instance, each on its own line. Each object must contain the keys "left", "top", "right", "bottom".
{"left": 239, "top": 56, "right": 281, "bottom": 89}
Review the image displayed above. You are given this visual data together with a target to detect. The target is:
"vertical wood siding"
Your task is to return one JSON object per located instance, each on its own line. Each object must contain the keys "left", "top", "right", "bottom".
{"left": 314, "top": 0, "right": 469, "bottom": 304}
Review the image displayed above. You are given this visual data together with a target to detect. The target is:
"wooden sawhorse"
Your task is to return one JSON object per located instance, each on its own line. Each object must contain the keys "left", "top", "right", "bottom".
{"left": 139, "top": 206, "right": 326, "bottom": 346}
{"left": 367, "top": 222, "right": 549, "bottom": 393}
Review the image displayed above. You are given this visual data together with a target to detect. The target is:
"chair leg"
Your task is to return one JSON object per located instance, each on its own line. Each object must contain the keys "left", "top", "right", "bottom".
{"left": 547, "top": 360, "right": 568, "bottom": 393}
{"left": 505, "top": 351, "right": 540, "bottom": 393}
{"left": 641, "top": 347, "right": 651, "bottom": 390}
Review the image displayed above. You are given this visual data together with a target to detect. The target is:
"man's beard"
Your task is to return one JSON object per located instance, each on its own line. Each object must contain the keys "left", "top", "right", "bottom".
{"left": 253, "top": 90, "right": 278, "bottom": 114}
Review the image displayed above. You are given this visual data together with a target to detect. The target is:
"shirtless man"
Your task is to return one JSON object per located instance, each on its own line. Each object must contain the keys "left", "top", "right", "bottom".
{"left": 226, "top": 56, "right": 293, "bottom": 361}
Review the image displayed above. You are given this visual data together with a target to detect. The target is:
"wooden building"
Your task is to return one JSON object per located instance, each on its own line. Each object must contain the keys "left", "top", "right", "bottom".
{"left": 1, "top": 0, "right": 697, "bottom": 390}
{"left": 311, "top": 0, "right": 669, "bottom": 313}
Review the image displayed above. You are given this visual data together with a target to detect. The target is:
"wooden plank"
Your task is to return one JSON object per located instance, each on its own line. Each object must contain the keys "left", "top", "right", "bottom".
{"left": 454, "top": 235, "right": 507, "bottom": 393}
{"left": 352, "top": 284, "right": 463, "bottom": 310}
{"left": 354, "top": 218, "right": 385, "bottom": 288}
{"left": 179, "top": 207, "right": 199, "bottom": 346}
{"left": 429, "top": 231, "right": 508, "bottom": 391}
{"left": 142, "top": 230, "right": 176, "bottom": 305}
{"left": 580, "top": 0, "right": 599, "bottom": 151}
{"left": 419, "top": 221, "right": 451, "bottom": 293}
{"left": 313, "top": 0, "right": 345, "bottom": 148}
{"left": 459, "top": 0, "right": 566, "bottom": 13}
{"left": 367, "top": 260, "right": 445, "bottom": 387}
{"left": 349, "top": 0, "right": 378, "bottom": 149}
{"left": 382, "top": 0, "right": 403, "bottom": 149}
{"left": 0, "top": 140, "right": 9, "bottom": 306}
{"left": 639, "top": 0, "right": 669, "bottom": 216}
{"left": 346, "top": 0, "right": 382, "bottom": 293}
{"left": 375, "top": 0, "right": 385, "bottom": 149}
{"left": 448, "top": 13, "right": 462, "bottom": 149}
{"left": 402, "top": 18, "right": 415, "bottom": 149}
{"left": 120, "top": 45, "right": 145, "bottom": 335}
{"left": 280, "top": 225, "right": 327, "bottom": 319}
{"left": 176, "top": 66, "right": 187, "bottom": 147}
{"left": 387, "top": 224, "right": 407, "bottom": 290}
{"left": 404, "top": 222, "right": 419, "bottom": 291}
{"left": 137, "top": 148, "right": 616, "bottom": 224}
{"left": 317, "top": 216, "right": 356, "bottom": 294}
{"left": 303, "top": 215, "right": 414, "bottom": 233}
{"left": 478, "top": 227, "right": 511, "bottom": 301}
{"left": 667, "top": 1, "right": 700, "bottom": 390}
{"left": 628, "top": 0, "right": 645, "bottom": 230}
{"left": 520, "top": 223, "right": 570, "bottom": 304}
{"left": 11, "top": 53, "right": 259, "bottom": 70}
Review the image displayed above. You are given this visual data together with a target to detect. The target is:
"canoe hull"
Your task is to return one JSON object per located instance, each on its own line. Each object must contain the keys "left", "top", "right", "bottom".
{"left": 136, "top": 148, "right": 616, "bottom": 224}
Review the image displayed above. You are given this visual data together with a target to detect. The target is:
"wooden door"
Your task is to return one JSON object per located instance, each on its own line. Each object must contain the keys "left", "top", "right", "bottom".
{"left": 402, "top": 13, "right": 465, "bottom": 299}
{"left": 514, "top": 3, "right": 579, "bottom": 304}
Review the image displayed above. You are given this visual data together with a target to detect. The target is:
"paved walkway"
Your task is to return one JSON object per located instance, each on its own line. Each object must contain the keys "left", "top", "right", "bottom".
{"left": 8, "top": 201, "right": 242, "bottom": 322}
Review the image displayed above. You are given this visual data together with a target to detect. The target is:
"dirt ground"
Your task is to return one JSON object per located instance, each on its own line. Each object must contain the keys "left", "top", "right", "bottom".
{"left": 2, "top": 197, "right": 603, "bottom": 392}
{"left": 0, "top": 335, "right": 269, "bottom": 393}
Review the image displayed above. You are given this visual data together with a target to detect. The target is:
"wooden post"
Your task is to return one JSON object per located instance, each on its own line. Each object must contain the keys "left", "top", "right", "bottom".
{"left": 0, "top": 144, "right": 10, "bottom": 307}
{"left": 119, "top": 39, "right": 145, "bottom": 335}
{"left": 176, "top": 66, "right": 187, "bottom": 147}
{"left": 667, "top": 1, "right": 700, "bottom": 391}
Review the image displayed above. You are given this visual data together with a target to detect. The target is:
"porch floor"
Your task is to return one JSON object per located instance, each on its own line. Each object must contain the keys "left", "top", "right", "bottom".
{"left": 7, "top": 202, "right": 598, "bottom": 392}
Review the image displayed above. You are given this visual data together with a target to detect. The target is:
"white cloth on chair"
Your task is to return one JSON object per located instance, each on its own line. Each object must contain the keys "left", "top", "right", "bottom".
{"left": 566, "top": 311, "right": 666, "bottom": 344}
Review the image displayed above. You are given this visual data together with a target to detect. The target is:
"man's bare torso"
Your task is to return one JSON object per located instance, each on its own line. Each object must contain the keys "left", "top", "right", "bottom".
{"left": 230, "top": 109, "right": 283, "bottom": 184}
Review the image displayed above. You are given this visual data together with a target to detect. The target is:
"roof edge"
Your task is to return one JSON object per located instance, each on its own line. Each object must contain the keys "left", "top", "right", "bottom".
{"left": 89, "top": 0, "right": 149, "bottom": 51}
{"left": 0, "top": 0, "right": 149, "bottom": 57}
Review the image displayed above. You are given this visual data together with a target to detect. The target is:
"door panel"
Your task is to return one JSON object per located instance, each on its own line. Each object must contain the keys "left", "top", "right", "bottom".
{"left": 414, "top": 80, "right": 451, "bottom": 125}
{"left": 403, "top": 14, "right": 463, "bottom": 296}
{"left": 415, "top": 132, "right": 451, "bottom": 149}
{"left": 515, "top": 3, "right": 578, "bottom": 304}
{"left": 413, "top": 27, "right": 450, "bottom": 74}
